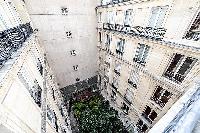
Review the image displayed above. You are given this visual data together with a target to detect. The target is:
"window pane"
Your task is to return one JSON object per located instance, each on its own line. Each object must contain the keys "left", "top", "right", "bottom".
{"left": 144, "top": 106, "right": 151, "bottom": 115}
{"left": 166, "top": 54, "right": 183, "bottom": 72}
{"left": 178, "top": 57, "right": 195, "bottom": 75}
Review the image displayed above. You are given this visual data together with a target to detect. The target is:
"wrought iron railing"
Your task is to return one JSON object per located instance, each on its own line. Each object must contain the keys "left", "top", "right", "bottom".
{"left": 103, "top": 23, "right": 166, "bottom": 40}
{"left": 0, "top": 22, "right": 33, "bottom": 66}
{"left": 133, "top": 57, "right": 146, "bottom": 66}
{"left": 141, "top": 113, "right": 152, "bottom": 124}
{"left": 184, "top": 31, "right": 200, "bottom": 41}
{"left": 101, "top": 0, "right": 131, "bottom": 6}
{"left": 151, "top": 97, "right": 166, "bottom": 108}
{"left": 164, "top": 71, "right": 185, "bottom": 83}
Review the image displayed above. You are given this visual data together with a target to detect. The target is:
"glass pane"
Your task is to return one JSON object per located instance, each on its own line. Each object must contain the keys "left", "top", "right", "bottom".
{"left": 144, "top": 106, "right": 151, "bottom": 115}
{"left": 137, "top": 44, "right": 145, "bottom": 61}
{"left": 178, "top": 57, "right": 195, "bottom": 75}
{"left": 166, "top": 54, "right": 183, "bottom": 72}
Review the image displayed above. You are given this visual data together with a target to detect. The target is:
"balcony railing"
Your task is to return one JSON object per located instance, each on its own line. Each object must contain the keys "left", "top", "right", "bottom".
{"left": 141, "top": 113, "right": 152, "bottom": 124}
{"left": 101, "top": 0, "right": 142, "bottom": 6}
{"left": 151, "top": 97, "right": 167, "bottom": 108}
{"left": 133, "top": 57, "right": 146, "bottom": 66}
{"left": 0, "top": 22, "right": 33, "bottom": 67}
{"left": 184, "top": 31, "right": 200, "bottom": 41}
{"left": 164, "top": 71, "right": 185, "bottom": 83}
{"left": 103, "top": 23, "right": 166, "bottom": 40}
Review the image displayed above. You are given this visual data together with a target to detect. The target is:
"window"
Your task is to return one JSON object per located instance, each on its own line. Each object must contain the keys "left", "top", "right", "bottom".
{"left": 124, "top": 88, "right": 133, "bottom": 105}
{"left": 149, "top": 6, "right": 168, "bottom": 28}
{"left": 107, "top": 11, "right": 115, "bottom": 24}
{"left": 105, "top": 34, "right": 111, "bottom": 48}
{"left": 111, "top": 90, "right": 116, "bottom": 101}
{"left": 128, "top": 70, "right": 139, "bottom": 88}
{"left": 151, "top": 86, "right": 172, "bottom": 108}
{"left": 37, "top": 58, "right": 43, "bottom": 76}
{"left": 164, "top": 53, "right": 197, "bottom": 83}
{"left": 116, "top": 38, "right": 125, "bottom": 56}
{"left": 124, "top": 9, "right": 133, "bottom": 26}
{"left": 99, "top": 32, "right": 102, "bottom": 42}
{"left": 61, "top": 7, "right": 68, "bottom": 15}
{"left": 114, "top": 61, "right": 121, "bottom": 75}
{"left": 136, "top": 119, "right": 148, "bottom": 132}
{"left": 32, "top": 80, "right": 42, "bottom": 107}
{"left": 47, "top": 106, "right": 58, "bottom": 130}
{"left": 121, "top": 102, "right": 129, "bottom": 114}
{"left": 116, "top": 10, "right": 123, "bottom": 25}
{"left": 52, "top": 88, "right": 55, "bottom": 100}
{"left": 134, "top": 43, "right": 150, "bottom": 65}
{"left": 98, "top": 12, "right": 102, "bottom": 23}
{"left": 70, "top": 50, "right": 76, "bottom": 56}
{"left": 142, "top": 106, "right": 157, "bottom": 124}
{"left": 112, "top": 76, "right": 119, "bottom": 90}
{"left": 185, "top": 12, "right": 200, "bottom": 41}
{"left": 73, "top": 65, "right": 78, "bottom": 71}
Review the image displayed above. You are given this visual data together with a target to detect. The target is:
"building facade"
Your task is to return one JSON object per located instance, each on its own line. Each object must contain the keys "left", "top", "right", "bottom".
{"left": 96, "top": 0, "right": 200, "bottom": 132}
{"left": 24, "top": 0, "right": 98, "bottom": 88}
{"left": 0, "top": 0, "right": 70, "bottom": 133}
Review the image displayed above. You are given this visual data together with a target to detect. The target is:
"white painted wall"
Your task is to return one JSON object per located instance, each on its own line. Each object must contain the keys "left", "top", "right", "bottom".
{"left": 24, "top": 0, "right": 98, "bottom": 88}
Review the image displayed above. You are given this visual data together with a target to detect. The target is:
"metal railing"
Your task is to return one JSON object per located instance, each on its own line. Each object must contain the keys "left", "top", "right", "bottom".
{"left": 103, "top": 23, "right": 166, "bottom": 40}
{"left": 0, "top": 22, "right": 33, "bottom": 67}
{"left": 164, "top": 71, "right": 185, "bottom": 83}
{"left": 184, "top": 31, "right": 200, "bottom": 41}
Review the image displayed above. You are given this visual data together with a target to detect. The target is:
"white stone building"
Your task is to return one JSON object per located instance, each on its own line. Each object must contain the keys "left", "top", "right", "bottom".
{"left": 97, "top": 0, "right": 200, "bottom": 132}
{"left": 0, "top": 0, "right": 200, "bottom": 133}
{"left": 0, "top": 0, "right": 70, "bottom": 132}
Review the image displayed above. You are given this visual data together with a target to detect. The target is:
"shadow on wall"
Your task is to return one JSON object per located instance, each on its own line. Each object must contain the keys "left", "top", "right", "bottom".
{"left": 60, "top": 75, "right": 98, "bottom": 101}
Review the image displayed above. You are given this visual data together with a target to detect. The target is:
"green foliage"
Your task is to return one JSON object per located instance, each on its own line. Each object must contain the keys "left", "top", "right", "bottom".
{"left": 72, "top": 96, "right": 128, "bottom": 133}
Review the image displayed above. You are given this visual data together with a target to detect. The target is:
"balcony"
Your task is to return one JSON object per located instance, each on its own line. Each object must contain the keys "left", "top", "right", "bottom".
{"left": 0, "top": 22, "right": 33, "bottom": 67}
{"left": 184, "top": 30, "right": 200, "bottom": 41}
{"left": 164, "top": 71, "right": 185, "bottom": 83}
{"left": 100, "top": 0, "right": 149, "bottom": 6}
{"left": 103, "top": 23, "right": 166, "bottom": 40}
